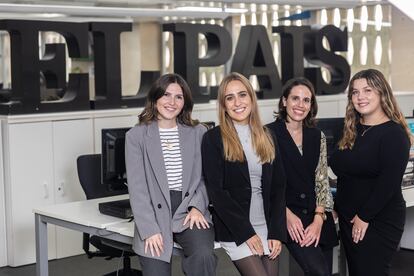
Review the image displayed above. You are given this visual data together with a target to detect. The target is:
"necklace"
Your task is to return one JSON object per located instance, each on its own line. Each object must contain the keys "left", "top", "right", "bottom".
{"left": 360, "top": 114, "right": 388, "bottom": 137}
{"left": 159, "top": 126, "right": 178, "bottom": 150}
{"left": 361, "top": 125, "right": 374, "bottom": 136}
{"left": 361, "top": 115, "right": 385, "bottom": 136}
{"left": 162, "top": 139, "right": 174, "bottom": 149}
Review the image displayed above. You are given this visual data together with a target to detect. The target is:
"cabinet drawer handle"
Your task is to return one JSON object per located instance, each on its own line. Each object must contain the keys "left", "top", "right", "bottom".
{"left": 42, "top": 182, "right": 49, "bottom": 199}
{"left": 57, "top": 181, "right": 65, "bottom": 197}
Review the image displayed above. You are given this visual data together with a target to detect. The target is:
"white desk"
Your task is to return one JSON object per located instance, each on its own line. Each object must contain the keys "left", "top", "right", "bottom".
{"left": 400, "top": 187, "right": 414, "bottom": 249}
{"left": 403, "top": 186, "right": 414, "bottom": 208}
{"left": 34, "top": 187, "right": 414, "bottom": 276}
{"left": 33, "top": 195, "right": 219, "bottom": 276}
{"left": 33, "top": 195, "right": 131, "bottom": 276}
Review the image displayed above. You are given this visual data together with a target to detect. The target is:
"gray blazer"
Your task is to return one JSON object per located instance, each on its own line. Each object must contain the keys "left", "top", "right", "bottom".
{"left": 125, "top": 121, "right": 212, "bottom": 262}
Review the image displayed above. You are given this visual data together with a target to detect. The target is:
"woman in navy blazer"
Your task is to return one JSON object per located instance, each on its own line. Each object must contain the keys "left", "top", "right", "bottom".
{"left": 202, "top": 72, "right": 286, "bottom": 276}
{"left": 267, "top": 77, "right": 338, "bottom": 276}
{"left": 125, "top": 73, "right": 217, "bottom": 276}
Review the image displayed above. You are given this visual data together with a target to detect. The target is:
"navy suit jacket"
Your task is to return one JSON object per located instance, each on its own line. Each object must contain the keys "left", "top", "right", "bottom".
{"left": 267, "top": 119, "right": 338, "bottom": 248}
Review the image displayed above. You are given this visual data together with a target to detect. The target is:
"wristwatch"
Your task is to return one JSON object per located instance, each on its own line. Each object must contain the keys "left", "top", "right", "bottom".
{"left": 315, "top": 211, "right": 327, "bottom": 221}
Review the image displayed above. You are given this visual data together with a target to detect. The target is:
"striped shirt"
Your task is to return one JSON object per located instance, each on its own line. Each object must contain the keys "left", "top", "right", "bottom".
{"left": 159, "top": 126, "right": 183, "bottom": 191}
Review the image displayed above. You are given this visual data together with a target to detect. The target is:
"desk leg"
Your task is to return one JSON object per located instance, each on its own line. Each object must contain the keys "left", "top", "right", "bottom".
{"left": 35, "top": 214, "right": 48, "bottom": 276}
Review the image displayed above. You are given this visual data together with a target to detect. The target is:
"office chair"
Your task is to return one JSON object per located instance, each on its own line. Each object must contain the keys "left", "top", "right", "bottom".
{"left": 201, "top": 121, "right": 216, "bottom": 129}
{"left": 77, "top": 154, "right": 141, "bottom": 276}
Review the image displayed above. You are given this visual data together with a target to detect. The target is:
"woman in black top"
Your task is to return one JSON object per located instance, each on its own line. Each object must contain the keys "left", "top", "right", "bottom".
{"left": 330, "top": 69, "right": 413, "bottom": 276}
{"left": 267, "top": 77, "right": 338, "bottom": 276}
{"left": 202, "top": 72, "right": 286, "bottom": 276}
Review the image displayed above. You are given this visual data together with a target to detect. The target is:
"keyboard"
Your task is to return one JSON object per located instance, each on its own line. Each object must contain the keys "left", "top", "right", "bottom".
{"left": 98, "top": 199, "right": 133, "bottom": 219}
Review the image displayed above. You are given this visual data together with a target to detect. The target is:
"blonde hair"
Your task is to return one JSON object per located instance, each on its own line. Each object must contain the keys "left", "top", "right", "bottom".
{"left": 217, "top": 72, "right": 275, "bottom": 163}
{"left": 339, "top": 69, "right": 413, "bottom": 150}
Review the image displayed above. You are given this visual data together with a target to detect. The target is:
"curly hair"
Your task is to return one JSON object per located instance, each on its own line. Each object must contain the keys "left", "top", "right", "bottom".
{"left": 338, "top": 69, "right": 413, "bottom": 149}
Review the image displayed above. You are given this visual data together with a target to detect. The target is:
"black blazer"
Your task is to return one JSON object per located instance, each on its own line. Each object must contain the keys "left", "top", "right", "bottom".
{"left": 201, "top": 126, "right": 287, "bottom": 246}
{"left": 267, "top": 120, "right": 338, "bottom": 248}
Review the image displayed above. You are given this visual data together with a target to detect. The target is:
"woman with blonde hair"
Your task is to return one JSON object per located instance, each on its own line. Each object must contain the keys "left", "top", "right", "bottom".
{"left": 202, "top": 72, "right": 287, "bottom": 276}
{"left": 330, "top": 69, "right": 413, "bottom": 276}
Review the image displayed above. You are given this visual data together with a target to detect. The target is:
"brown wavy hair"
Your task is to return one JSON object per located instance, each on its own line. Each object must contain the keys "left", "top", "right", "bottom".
{"left": 338, "top": 69, "right": 413, "bottom": 150}
{"left": 138, "top": 73, "right": 198, "bottom": 126}
{"left": 275, "top": 77, "right": 318, "bottom": 127}
{"left": 217, "top": 72, "right": 275, "bottom": 163}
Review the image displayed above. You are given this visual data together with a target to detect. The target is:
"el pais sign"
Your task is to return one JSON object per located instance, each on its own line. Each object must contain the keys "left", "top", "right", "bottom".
{"left": 0, "top": 20, "right": 350, "bottom": 115}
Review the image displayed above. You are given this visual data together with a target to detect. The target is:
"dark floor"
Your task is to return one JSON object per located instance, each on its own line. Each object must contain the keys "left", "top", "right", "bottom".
{"left": 0, "top": 248, "right": 238, "bottom": 276}
{"left": 0, "top": 248, "right": 413, "bottom": 276}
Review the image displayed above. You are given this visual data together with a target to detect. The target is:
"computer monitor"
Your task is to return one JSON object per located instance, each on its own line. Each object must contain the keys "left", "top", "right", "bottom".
{"left": 315, "top": 117, "right": 344, "bottom": 161}
{"left": 100, "top": 122, "right": 214, "bottom": 191}
{"left": 406, "top": 117, "right": 414, "bottom": 158}
{"left": 101, "top": 127, "right": 131, "bottom": 191}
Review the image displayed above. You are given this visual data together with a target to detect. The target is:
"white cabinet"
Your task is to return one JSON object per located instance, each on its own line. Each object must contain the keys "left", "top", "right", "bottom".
{"left": 53, "top": 119, "right": 93, "bottom": 258}
{"left": 2, "top": 118, "right": 94, "bottom": 266}
{"left": 3, "top": 121, "right": 56, "bottom": 266}
{"left": 0, "top": 125, "right": 7, "bottom": 267}
{"left": 401, "top": 187, "right": 414, "bottom": 249}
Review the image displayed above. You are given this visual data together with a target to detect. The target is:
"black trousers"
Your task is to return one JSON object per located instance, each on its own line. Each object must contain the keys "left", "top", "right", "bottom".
{"left": 139, "top": 191, "right": 217, "bottom": 276}
{"left": 286, "top": 241, "right": 333, "bottom": 276}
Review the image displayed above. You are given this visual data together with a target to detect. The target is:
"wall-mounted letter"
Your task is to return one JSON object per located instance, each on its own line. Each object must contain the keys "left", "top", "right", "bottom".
{"left": 0, "top": 20, "right": 90, "bottom": 114}
{"left": 232, "top": 25, "right": 281, "bottom": 99}
{"left": 304, "top": 25, "right": 350, "bottom": 95}
{"left": 163, "top": 23, "right": 232, "bottom": 103}
{"left": 272, "top": 25, "right": 311, "bottom": 84}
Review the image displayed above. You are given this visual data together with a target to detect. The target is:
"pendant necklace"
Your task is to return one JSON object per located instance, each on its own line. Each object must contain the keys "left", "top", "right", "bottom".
{"left": 360, "top": 115, "right": 387, "bottom": 136}
{"left": 361, "top": 125, "right": 374, "bottom": 136}
{"left": 163, "top": 139, "right": 174, "bottom": 149}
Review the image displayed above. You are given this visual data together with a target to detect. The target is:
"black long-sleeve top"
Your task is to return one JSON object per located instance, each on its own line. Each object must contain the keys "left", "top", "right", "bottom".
{"left": 330, "top": 121, "right": 410, "bottom": 233}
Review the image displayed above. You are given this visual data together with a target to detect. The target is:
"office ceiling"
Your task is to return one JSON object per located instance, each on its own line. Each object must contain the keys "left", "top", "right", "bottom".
{"left": 0, "top": 0, "right": 388, "bottom": 22}
{"left": 0, "top": 0, "right": 386, "bottom": 9}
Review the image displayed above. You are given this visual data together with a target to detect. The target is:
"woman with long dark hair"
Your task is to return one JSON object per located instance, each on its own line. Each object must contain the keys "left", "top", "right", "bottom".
{"left": 125, "top": 73, "right": 217, "bottom": 276}
{"left": 267, "top": 77, "right": 338, "bottom": 276}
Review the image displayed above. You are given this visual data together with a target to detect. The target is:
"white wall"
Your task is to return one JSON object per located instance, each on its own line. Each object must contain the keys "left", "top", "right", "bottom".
{"left": 391, "top": 7, "right": 414, "bottom": 91}
{"left": 0, "top": 123, "right": 7, "bottom": 267}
